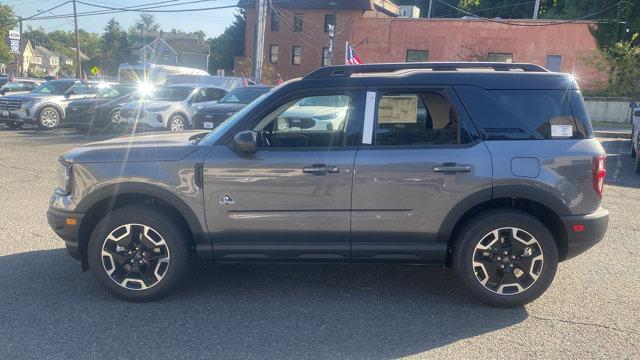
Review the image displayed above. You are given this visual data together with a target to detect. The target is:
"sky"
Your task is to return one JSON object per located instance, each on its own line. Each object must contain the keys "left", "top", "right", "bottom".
{"left": 8, "top": 0, "right": 239, "bottom": 38}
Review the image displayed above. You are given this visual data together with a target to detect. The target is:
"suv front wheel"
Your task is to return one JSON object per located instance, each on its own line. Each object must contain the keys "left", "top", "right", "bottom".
{"left": 87, "top": 205, "right": 190, "bottom": 301}
{"left": 36, "top": 106, "right": 61, "bottom": 129}
{"left": 453, "top": 209, "right": 558, "bottom": 307}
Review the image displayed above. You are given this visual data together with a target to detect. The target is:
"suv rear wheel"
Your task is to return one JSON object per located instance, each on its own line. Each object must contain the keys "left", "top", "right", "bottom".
{"left": 453, "top": 209, "right": 558, "bottom": 307}
{"left": 87, "top": 205, "right": 190, "bottom": 301}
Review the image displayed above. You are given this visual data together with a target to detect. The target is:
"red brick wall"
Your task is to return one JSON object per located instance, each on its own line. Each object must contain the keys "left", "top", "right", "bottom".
{"left": 243, "top": 9, "right": 606, "bottom": 89}
{"left": 350, "top": 18, "right": 605, "bottom": 89}
{"left": 245, "top": 7, "right": 362, "bottom": 80}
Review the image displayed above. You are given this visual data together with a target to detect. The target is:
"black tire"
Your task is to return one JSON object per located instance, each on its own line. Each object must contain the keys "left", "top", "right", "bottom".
{"left": 107, "top": 108, "right": 121, "bottom": 131}
{"left": 87, "top": 205, "right": 191, "bottom": 302}
{"left": 453, "top": 208, "right": 558, "bottom": 308}
{"left": 167, "top": 114, "right": 187, "bottom": 132}
{"left": 6, "top": 122, "right": 22, "bottom": 130}
{"left": 634, "top": 152, "right": 640, "bottom": 174}
{"left": 36, "top": 106, "right": 61, "bottom": 129}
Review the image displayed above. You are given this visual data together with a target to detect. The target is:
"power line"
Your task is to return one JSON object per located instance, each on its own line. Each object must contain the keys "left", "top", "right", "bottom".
{"left": 435, "top": 0, "right": 626, "bottom": 26}
{"left": 23, "top": 1, "right": 72, "bottom": 20}
{"left": 25, "top": 0, "right": 228, "bottom": 20}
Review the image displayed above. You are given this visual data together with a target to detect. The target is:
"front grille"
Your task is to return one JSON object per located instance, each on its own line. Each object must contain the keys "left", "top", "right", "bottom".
{"left": 0, "top": 99, "right": 22, "bottom": 110}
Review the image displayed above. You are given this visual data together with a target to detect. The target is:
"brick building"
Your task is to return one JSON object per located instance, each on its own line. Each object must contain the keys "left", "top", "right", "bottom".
{"left": 240, "top": 0, "right": 605, "bottom": 89}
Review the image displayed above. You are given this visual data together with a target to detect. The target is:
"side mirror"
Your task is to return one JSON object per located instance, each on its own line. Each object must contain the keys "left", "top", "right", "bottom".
{"left": 634, "top": 109, "right": 640, "bottom": 117}
{"left": 230, "top": 130, "right": 257, "bottom": 154}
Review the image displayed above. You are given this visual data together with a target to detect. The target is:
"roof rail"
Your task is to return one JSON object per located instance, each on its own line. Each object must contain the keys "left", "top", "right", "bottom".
{"left": 304, "top": 62, "right": 548, "bottom": 79}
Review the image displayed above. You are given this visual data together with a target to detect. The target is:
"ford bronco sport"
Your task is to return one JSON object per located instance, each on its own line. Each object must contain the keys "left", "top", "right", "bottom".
{"left": 47, "top": 63, "right": 609, "bottom": 307}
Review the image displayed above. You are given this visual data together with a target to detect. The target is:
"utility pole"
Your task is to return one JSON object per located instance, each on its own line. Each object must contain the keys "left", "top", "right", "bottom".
{"left": 252, "top": 0, "right": 266, "bottom": 84}
{"left": 17, "top": 16, "right": 22, "bottom": 76}
{"left": 427, "top": 0, "right": 433, "bottom": 18}
{"left": 72, "top": 0, "right": 82, "bottom": 79}
{"left": 533, "top": 0, "right": 541, "bottom": 19}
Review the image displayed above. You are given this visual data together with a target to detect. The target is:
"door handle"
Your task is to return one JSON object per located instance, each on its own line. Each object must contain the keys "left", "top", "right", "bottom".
{"left": 302, "top": 165, "right": 340, "bottom": 174}
{"left": 432, "top": 163, "right": 472, "bottom": 173}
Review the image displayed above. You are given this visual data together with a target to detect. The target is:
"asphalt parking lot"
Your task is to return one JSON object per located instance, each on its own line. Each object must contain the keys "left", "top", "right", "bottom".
{"left": 0, "top": 127, "right": 638, "bottom": 359}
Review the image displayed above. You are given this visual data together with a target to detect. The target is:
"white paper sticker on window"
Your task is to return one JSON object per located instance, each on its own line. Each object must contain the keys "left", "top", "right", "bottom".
{"left": 377, "top": 95, "right": 418, "bottom": 124}
{"left": 551, "top": 124, "right": 573, "bottom": 137}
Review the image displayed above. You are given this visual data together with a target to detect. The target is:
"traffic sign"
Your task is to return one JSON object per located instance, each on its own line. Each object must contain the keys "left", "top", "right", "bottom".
{"left": 90, "top": 66, "right": 100, "bottom": 75}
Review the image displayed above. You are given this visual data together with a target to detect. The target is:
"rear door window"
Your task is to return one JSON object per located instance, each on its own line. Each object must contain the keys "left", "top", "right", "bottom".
{"left": 374, "top": 91, "right": 459, "bottom": 146}
{"left": 456, "top": 86, "right": 587, "bottom": 140}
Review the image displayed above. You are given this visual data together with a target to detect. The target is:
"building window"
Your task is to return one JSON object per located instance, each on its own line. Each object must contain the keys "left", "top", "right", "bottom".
{"left": 488, "top": 53, "right": 513, "bottom": 63}
{"left": 293, "top": 14, "right": 303, "bottom": 32}
{"left": 292, "top": 46, "right": 302, "bottom": 65}
{"left": 269, "top": 44, "right": 279, "bottom": 64}
{"left": 322, "top": 47, "right": 331, "bottom": 66}
{"left": 546, "top": 55, "right": 562, "bottom": 71}
{"left": 406, "top": 50, "right": 428, "bottom": 62}
{"left": 324, "top": 14, "right": 335, "bottom": 33}
{"left": 270, "top": 11, "right": 279, "bottom": 31}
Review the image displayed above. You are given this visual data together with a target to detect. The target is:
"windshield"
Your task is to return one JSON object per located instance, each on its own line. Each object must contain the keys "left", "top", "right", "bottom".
{"left": 201, "top": 91, "right": 272, "bottom": 145}
{"left": 149, "top": 86, "right": 194, "bottom": 101}
{"left": 31, "top": 81, "right": 74, "bottom": 95}
{"left": 219, "top": 87, "right": 269, "bottom": 104}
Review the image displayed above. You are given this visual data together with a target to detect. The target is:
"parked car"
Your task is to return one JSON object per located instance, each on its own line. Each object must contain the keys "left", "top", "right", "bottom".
{"left": 47, "top": 63, "right": 608, "bottom": 306}
{"left": 0, "top": 79, "right": 106, "bottom": 129}
{"left": 63, "top": 84, "right": 138, "bottom": 131}
{"left": 192, "top": 85, "right": 271, "bottom": 129}
{"left": 118, "top": 84, "right": 227, "bottom": 132}
{"left": 0, "top": 78, "right": 42, "bottom": 95}
{"left": 165, "top": 75, "right": 256, "bottom": 88}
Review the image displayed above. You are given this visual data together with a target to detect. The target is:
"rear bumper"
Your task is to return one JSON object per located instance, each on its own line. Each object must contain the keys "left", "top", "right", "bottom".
{"left": 47, "top": 207, "right": 85, "bottom": 261}
{"left": 560, "top": 207, "right": 609, "bottom": 260}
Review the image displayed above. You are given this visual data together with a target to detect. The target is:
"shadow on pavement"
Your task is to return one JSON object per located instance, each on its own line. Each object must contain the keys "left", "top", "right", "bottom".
{"left": 601, "top": 139, "right": 640, "bottom": 189}
{"left": 0, "top": 249, "right": 528, "bottom": 359}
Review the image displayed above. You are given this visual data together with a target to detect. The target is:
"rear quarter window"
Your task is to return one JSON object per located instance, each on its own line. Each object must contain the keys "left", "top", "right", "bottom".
{"left": 456, "top": 86, "right": 589, "bottom": 140}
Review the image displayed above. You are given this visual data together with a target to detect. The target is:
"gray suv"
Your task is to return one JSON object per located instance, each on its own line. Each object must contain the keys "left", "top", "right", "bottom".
{"left": 47, "top": 63, "right": 609, "bottom": 307}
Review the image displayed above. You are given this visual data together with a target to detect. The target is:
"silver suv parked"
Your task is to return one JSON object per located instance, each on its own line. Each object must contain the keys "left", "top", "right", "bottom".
{"left": 47, "top": 63, "right": 609, "bottom": 307}
{"left": 118, "top": 84, "right": 227, "bottom": 131}
{"left": 0, "top": 79, "right": 104, "bottom": 129}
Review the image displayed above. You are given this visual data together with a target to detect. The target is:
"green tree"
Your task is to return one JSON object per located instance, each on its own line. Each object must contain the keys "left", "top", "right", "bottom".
{"left": 133, "top": 12, "right": 161, "bottom": 33}
{"left": 0, "top": 4, "right": 16, "bottom": 64}
{"left": 101, "top": 18, "right": 130, "bottom": 75}
{"left": 584, "top": 33, "right": 640, "bottom": 98}
{"left": 208, "top": 10, "right": 245, "bottom": 73}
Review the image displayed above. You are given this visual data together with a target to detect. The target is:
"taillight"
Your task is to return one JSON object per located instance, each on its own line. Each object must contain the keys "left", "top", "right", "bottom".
{"left": 592, "top": 155, "right": 606, "bottom": 198}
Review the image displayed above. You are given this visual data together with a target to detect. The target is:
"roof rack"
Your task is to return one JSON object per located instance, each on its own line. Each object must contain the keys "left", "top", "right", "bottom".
{"left": 304, "top": 62, "right": 548, "bottom": 79}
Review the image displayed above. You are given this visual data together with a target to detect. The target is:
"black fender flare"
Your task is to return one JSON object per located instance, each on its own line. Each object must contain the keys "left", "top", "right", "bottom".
{"left": 75, "top": 182, "right": 209, "bottom": 246}
{"left": 435, "top": 185, "right": 570, "bottom": 244}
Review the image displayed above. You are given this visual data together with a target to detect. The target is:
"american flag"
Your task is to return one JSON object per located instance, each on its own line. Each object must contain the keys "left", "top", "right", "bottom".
{"left": 345, "top": 42, "right": 362, "bottom": 65}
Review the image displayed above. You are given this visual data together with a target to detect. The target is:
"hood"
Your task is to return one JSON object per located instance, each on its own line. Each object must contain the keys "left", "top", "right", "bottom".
{"left": 62, "top": 131, "right": 204, "bottom": 163}
{"left": 2, "top": 92, "right": 53, "bottom": 101}
{"left": 124, "top": 100, "right": 173, "bottom": 110}
{"left": 196, "top": 102, "right": 246, "bottom": 114}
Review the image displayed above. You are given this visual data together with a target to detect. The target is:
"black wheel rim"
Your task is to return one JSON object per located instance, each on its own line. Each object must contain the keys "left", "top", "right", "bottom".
{"left": 101, "top": 224, "right": 170, "bottom": 290}
{"left": 472, "top": 227, "right": 544, "bottom": 295}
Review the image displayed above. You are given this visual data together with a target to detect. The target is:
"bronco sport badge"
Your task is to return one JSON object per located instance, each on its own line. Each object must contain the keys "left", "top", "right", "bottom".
{"left": 220, "top": 195, "right": 234, "bottom": 206}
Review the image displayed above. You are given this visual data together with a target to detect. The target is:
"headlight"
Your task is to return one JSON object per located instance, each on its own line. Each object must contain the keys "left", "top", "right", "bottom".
{"left": 22, "top": 100, "right": 39, "bottom": 108}
{"left": 54, "top": 160, "right": 72, "bottom": 195}
{"left": 145, "top": 105, "right": 171, "bottom": 112}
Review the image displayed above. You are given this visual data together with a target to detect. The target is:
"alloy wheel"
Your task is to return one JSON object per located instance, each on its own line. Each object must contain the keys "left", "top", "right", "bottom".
{"left": 110, "top": 109, "right": 121, "bottom": 125}
{"left": 170, "top": 117, "right": 185, "bottom": 131}
{"left": 471, "top": 227, "right": 544, "bottom": 295}
{"left": 40, "top": 109, "right": 59, "bottom": 128}
{"left": 101, "top": 223, "right": 170, "bottom": 290}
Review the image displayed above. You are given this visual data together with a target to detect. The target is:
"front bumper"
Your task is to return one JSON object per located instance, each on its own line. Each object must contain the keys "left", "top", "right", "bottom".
{"left": 560, "top": 207, "right": 609, "bottom": 260}
{"left": 0, "top": 108, "right": 35, "bottom": 125}
{"left": 47, "top": 207, "right": 85, "bottom": 261}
